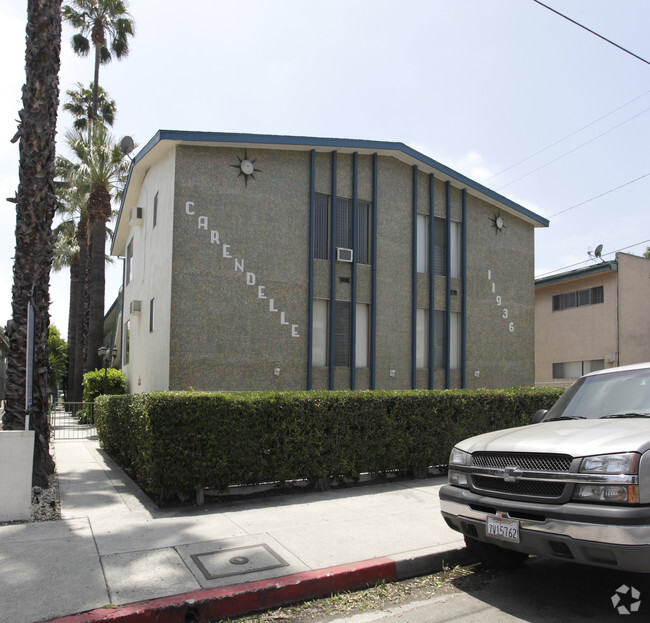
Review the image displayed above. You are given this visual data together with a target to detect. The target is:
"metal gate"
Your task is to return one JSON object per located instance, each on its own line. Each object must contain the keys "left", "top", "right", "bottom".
{"left": 48, "top": 403, "right": 96, "bottom": 440}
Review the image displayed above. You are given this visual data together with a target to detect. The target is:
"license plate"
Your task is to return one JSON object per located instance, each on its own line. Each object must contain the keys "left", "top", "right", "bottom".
{"left": 486, "top": 515, "right": 520, "bottom": 543}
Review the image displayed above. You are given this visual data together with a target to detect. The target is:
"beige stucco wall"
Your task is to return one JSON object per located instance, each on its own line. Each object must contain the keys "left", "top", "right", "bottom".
{"left": 535, "top": 269, "right": 618, "bottom": 385}
{"left": 618, "top": 253, "right": 650, "bottom": 365}
{"left": 169, "top": 146, "right": 309, "bottom": 391}
{"left": 117, "top": 143, "right": 541, "bottom": 392}
{"left": 121, "top": 148, "right": 175, "bottom": 393}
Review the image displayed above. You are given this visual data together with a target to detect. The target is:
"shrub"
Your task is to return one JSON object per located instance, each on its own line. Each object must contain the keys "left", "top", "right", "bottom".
{"left": 95, "top": 387, "right": 563, "bottom": 502}
{"left": 82, "top": 368, "right": 127, "bottom": 403}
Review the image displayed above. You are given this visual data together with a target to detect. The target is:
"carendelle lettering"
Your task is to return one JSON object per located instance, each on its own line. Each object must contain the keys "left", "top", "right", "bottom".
{"left": 184, "top": 200, "right": 300, "bottom": 338}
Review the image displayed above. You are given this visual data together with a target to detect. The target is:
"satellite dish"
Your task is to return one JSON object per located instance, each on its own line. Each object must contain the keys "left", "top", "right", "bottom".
{"left": 120, "top": 135, "right": 135, "bottom": 156}
{"left": 594, "top": 244, "right": 603, "bottom": 259}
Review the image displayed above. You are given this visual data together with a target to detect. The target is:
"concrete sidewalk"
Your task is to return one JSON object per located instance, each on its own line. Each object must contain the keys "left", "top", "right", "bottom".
{"left": 0, "top": 439, "right": 466, "bottom": 623}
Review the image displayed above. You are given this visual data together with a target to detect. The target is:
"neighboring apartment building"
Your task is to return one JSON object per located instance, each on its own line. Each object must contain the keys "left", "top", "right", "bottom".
{"left": 111, "top": 131, "right": 548, "bottom": 393}
{"left": 535, "top": 252, "right": 650, "bottom": 386}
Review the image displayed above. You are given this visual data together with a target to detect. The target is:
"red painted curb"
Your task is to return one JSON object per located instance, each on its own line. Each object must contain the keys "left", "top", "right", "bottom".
{"left": 46, "top": 558, "right": 398, "bottom": 623}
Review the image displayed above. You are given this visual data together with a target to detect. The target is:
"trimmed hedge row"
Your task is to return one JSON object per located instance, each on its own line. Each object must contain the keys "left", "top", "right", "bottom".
{"left": 95, "top": 388, "right": 563, "bottom": 501}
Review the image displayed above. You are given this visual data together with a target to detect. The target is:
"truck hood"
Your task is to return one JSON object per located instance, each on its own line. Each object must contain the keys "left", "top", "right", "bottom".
{"left": 456, "top": 418, "right": 650, "bottom": 457}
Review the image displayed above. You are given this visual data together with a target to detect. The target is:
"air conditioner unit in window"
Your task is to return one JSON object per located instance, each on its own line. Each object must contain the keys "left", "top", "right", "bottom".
{"left": 129, "top": 300, "right": 142, "bottom": 315}
{"left": 336, "top": 247, "right": 353, "bottom": 263}
{"left": 129, "top": 206, "right": 143, "bottom": 224}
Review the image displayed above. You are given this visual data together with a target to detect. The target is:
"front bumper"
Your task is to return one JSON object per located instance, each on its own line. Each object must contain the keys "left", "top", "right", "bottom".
{"left": 440, "top": 484, "right": 650, "bottom": 573}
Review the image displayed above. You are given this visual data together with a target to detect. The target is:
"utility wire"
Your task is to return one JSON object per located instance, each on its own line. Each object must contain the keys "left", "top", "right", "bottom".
{"left": 487, "top": 88, "right": 650, "bottom": 181}
{"left": 536, "top": 239, "right": 650, "bottom": 279}
{"left": 531, "top": 0, "right": 650, "bottom": 66}
{"left": 496, "top": 105, "right": 650, "bottom": 190}
{"left": 548, "top": 173, "right": 650, "bottom": 218}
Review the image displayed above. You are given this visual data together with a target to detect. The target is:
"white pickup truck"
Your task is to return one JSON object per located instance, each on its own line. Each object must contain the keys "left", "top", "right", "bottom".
{"left": 440, "top": 362, "right": 650, "bottom": 572}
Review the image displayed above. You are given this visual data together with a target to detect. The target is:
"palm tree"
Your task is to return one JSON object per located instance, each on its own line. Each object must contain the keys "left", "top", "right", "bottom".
{"left": 62, "top": 0, "right": 134, "bottom": 130}
{"left": 63, "top": 81, "right": 116, "bottom": 134}
{"left": 58, "top": 81, "right": 117, "bottom": 401}
{"left": 58, "top": 124, "right": 130, "bottom": 373}
{"left": 4, "top": 0, "right": 62, "bottom": 488}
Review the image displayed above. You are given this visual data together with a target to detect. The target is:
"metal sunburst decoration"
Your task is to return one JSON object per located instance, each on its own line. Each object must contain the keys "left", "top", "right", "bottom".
{"left": 490, "top": 212, "right": 506, "bottom": 234}
{"left": 230, "top": 151, "right": 263, "bottom": 186}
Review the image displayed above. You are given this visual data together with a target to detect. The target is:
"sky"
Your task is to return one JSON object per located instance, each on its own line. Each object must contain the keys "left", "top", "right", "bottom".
{"left": 1, "top": 0, "right": 649, "bottom": 339}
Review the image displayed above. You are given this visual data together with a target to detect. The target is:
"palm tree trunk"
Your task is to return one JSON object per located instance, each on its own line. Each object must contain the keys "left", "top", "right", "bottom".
{"left": 3, "top": 0, "right": 62, "bottom": 488}
{"left": 66, "top": 252, "right": 79, "bottom": 402}
{"left": 72, "top": 216, "right": 88, "bottom": 400}
{"left": 87, "top": 200, "right": 110, "bottom": 372}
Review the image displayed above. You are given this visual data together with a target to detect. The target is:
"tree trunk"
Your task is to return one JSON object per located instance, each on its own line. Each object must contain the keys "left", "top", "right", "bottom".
{"left": 72, "top": 218, "right": 88, "bottom": 402}
{"left": 3, "top": 0, "right": 62, "bottom": 489}
{"left": 66, "top": 252, "right": 79, "bottom": 402}
{"left": 87, "top": 185, "right": 111, "bottom": 373}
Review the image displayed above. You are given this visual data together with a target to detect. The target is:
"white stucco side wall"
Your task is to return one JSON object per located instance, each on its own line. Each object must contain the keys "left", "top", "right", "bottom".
{"left": 121, "top": 148, "right": 175, "bottom": 392}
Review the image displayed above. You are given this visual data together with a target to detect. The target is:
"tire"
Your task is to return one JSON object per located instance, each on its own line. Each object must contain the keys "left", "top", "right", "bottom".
{"left": 464, "top": 535, "right": 529, "bottom": 569}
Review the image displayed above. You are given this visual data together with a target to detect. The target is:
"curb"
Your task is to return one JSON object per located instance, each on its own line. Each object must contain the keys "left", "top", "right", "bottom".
{"left": 45, "top": 548, "right": 466, "bottom": 623}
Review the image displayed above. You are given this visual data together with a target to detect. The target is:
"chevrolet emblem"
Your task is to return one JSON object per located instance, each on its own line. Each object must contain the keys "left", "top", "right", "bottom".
{"left": 503, "top": 465, "right": 523, "bottom": 482}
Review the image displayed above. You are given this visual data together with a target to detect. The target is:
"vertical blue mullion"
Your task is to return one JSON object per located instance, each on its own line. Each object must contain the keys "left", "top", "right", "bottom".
{"left": 461, "top": 189, "right": 467, "bottom": 388}
{"left": 411, "top": 165, "right": 418, "bottom": 390}
{"left": 329, "top": 152, "right": 337, "bottom": 390}
{"left": 350, "top": 153, "right": 358, "bottom": 389}
{"left": 428, "top": 174, "right": 435, "bottom": 389}
{"left": 445, "top": 181, "right": 451, "bottom": 389}
{"left": 308, "top": 150, "right": 315, "bottom": 389}
{"left": 370, "top": 154, "right": 378, "bottom": 389}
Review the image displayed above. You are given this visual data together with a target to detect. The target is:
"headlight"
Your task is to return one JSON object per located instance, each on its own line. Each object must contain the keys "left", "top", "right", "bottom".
{"left": 573, "top": 452, "right": 640, "bottom": 504}
{"left": 448, "top": 447, "right": 471, "bottom": 487}
{"left": 573, "top": 484, "right": 637, "bottom": 504}
{"left": 449, "top": 447, "right": 471, "bottom": 466}
{"left": 580, "top": 453, "right": 639, "bottom": 474}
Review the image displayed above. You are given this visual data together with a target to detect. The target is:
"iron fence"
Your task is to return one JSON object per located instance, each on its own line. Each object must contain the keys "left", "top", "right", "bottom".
{"left": 48, "top": 402, "right": 96, "bottom": 440}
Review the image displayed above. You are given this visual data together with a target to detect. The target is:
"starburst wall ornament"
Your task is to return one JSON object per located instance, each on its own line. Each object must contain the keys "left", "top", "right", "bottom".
{"left": 230, "top": 151, "right": 263, "bottom": 186}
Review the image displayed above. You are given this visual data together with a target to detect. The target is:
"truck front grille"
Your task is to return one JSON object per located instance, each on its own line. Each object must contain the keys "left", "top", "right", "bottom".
{"left": 470, "top": 452, "right": 572, "bottom": 501}
{"left": 473, "top": 475, "right": 565, "bottom": 498}
{"left": 472, "top": 452, "right": 572, "bottom": 472}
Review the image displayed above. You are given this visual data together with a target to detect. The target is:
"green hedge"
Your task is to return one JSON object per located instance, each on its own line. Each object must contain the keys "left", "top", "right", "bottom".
{"left": 95, "top": 388, "right": 563, "bottom": 501}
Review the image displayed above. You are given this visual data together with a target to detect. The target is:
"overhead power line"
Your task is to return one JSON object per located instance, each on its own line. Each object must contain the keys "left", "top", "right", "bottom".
{"left": 549, "top": 173, "right": 650, "bottom": 218}
{"left": 496, "top": 105, "right": 650, "bottom": 190}
{"left": 531, "top": 0, "right": 650, "bottom": 66}
{"left": 487, "top": 88, "right": 650, "bottom": 181}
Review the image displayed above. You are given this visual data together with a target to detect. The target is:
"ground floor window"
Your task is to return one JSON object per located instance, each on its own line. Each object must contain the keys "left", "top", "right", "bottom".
{"left": 312, "top": 299, "right": 369, "bottom": 368}
{"left": 553, "top": 359, "right": 605, "bottom": 379}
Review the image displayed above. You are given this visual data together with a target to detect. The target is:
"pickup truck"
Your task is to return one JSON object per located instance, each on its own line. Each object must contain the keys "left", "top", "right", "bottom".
{"left": 439, "top": 362, "right": 650, "bottom": 572}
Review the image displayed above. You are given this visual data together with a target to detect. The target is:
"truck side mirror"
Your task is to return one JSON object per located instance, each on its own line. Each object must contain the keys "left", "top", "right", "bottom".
{"left": 532, "top": 409, "right": 548, "bottom": 424}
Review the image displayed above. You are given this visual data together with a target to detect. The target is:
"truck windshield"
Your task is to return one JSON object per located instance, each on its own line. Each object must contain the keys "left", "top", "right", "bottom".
{"left": 544, "top": 367, "right": 650, "bottom": 421}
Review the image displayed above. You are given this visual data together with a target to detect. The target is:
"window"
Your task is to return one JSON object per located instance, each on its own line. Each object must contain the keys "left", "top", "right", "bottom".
{"left": 153, "top": 192, "right": 158, "bottom": 228}
{"left": 416, "top": 308, "right": 428, "bottom": 368}
{"left": 314, "top": 194, "right": 371, "bottom": 264}
{"left": 149, "top": 298, "right": 155, "bottom": 333}
{"left": 432, "top": 311, "right": 461, "bottom": 370}
{"left": 126, "top": 239, "right": 134, "bottom": 285}
{"left": 312, "top": 299, "right": 328, "bottom": 366}
{"left": 432, "top": 219, "right": 461, "bottom": 278}
{"left": 433, "top": 217, "right": 446, "bottom": 276}
{"left": 334, "top": 300, "right": 350, "bottom": 366}
{"left": 417, "top": 215, "right": 428, "bottom": 273}
{"left": 433, "top": 310, "right": 445, "bottom": 369}
{"left": 553, "top": 286, "right": 604, "bottom": 311}
{"left": 124, "top": 320, "right": 131, "bottom": 364}
{"left": 450, "top": 222, "right": 461, "bottom": 279}
{"left": 450, "top": 311, "right": 461, "bottom": 370}
{"left": 312, "top": 299, "right": 369, "bottom": 368}
{"left": 553, "top": 359, "right": 605, "bottom": 379}
{"left": 314, "top": 194, "right": 329, "bottom": 260}
{"left": 355, "top": 303, "right": 369, "bottom": 368}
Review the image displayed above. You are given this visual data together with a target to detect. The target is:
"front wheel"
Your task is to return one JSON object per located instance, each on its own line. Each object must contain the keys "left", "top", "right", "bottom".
{"left": 464, "top": 535, "right": 529, "bottom": 569}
